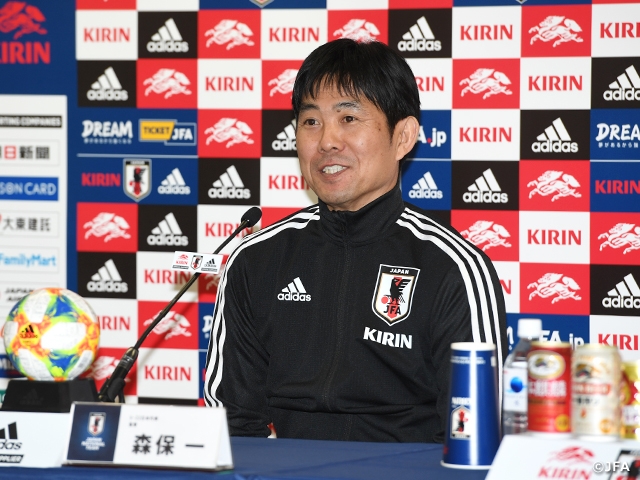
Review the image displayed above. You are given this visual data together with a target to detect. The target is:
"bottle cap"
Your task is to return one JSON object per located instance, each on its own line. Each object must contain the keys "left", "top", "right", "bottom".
{"left": 517, "top": 318, "right": 542, "bottom": 338}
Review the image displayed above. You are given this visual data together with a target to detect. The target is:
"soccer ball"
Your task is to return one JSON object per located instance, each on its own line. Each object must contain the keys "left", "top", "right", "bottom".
{"left": 2, "top": 288, "right": 100, "bottom": 381}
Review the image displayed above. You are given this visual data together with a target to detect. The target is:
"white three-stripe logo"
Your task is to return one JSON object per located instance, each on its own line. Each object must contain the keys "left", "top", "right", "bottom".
{"left": 282, "top": 277, "right": 306, "bottom": 294}
{"left": 151, "top": 212, "right": 183, "bottom": 235}
{"left": 161, "top": 168, "right": 187, "bottom": 187}
{"left": 277, "top": 120, "right": 296, "bottom": 140}
{"left": 609, "top": 65, "right": 640, "bottom": 90}
{"left": 403, "top": 16, "right": 435, "bottom": 40}
{"left": 91, "top": 259, "right": 122, "bottom": 281}
{"left": 412, "top": 172, "right": 438, "bottom": 191}
{"left": 213, "top": 165, "right": 244, "bottom": 188}
{"left": 151, "top": 18, "right": 183, "bottom": 41}
{"left": 467, "top": 169, "right": 501, "bottom": 192}
{"left": 608, "top": 274, "right": 640, "bottom": 297}
{"left": 91, "top": 67, "right": 123, "bottom": 91}
{"left": 537, "top": 118, "right": 572, "bottom": 142}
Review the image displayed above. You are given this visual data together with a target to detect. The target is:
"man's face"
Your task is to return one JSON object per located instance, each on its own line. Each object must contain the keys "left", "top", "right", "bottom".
{"left": 296, "top": 85, "right": 415, "bottom": 212}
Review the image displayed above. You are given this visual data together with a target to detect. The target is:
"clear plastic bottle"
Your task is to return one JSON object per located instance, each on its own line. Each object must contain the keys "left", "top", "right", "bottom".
{"left": 502, "top": 318, "right": 543, "bottom": 435}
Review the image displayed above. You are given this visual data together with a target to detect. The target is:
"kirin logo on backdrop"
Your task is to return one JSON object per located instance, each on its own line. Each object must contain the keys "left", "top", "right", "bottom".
{"left": 268, "top": 69, "right": 298, "bottom": 97}
{"left": 143, "top": 68, "right": 192, "bottom": 99}
{"left": 460, "top": 220, "right": 512, "bottom": 252}
{"left": 529, "top": 16, "right": 583, "bottom": 48}
{"left": 0, "top": 1, "right": 46, "bottom": 39}
{"left": 528, "top": 272, "right": 582, "bottom": 304}
{"left": 143, "top": 311, "right": 191, "bottom": 340}
{"left": 84, "top": 212, "right": 131, "bottom": 243}
{"left": 205, "top": 20, "right": 255, "bottom": 50}
{"left": 205, "top": 118, "right": 254, "bottom": 148}
{"left": 599, "top": 223, "right": 640, "bottom": 255}
{"left": 460, "top": 68, "right": 512, "bottom": 100}
{"left": 528, "top": 170, "right": 581, "bottom": 203}
{"left": 333, "top": 19, "right": 380, "bottom": 42}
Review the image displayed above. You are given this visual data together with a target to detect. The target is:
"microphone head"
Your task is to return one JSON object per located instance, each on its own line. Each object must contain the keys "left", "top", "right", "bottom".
{"left": 241, "top": 207, "right": 262, "bottom": 228}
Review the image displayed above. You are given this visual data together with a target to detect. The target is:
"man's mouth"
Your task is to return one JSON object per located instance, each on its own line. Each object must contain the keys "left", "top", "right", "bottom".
{"left": 322, "top": 165, "right": 346, "bottom": 174}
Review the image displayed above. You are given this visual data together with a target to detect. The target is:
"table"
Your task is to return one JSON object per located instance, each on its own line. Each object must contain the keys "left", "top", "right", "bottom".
{"left": 0, "top": 436, "right": 488, "bottom": 480}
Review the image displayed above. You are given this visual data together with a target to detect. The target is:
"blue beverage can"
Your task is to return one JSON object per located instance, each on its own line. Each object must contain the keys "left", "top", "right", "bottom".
{"left": 442, "top": 342, "right": 501, "bottom": 469}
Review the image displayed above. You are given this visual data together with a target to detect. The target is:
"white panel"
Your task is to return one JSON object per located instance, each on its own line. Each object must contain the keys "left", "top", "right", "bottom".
{"left": 261, "top": 10, "right": 328, "bottom": 60}
{"left": 519, "top": 211, "right": 590, "bottom": 264}
{"left": 452, "top": 6, "right": 521, "bottom": 59}
{"left": 198, "top": 59, "right": 262, "bottom": 110}
{"left": 451, "top": 109, "right": 520, "bottom": 161}
{"left": 260, "top": 157, "right": 318, "bottom": 207}
{"left": 520, "top": 57, "right": 591, "bottom": 110}
{"left": 76, "top": 11, "right": 138, "bottom": 60}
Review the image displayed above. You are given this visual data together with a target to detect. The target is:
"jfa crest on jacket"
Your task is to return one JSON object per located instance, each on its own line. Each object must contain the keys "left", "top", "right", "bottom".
{"left": 372, "top": 264, "right": 420, "bottom": 325}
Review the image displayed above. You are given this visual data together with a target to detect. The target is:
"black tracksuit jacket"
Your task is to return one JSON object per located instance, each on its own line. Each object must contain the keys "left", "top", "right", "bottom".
{"left": 204, "top": 185, "right": 507, "bottom": 443}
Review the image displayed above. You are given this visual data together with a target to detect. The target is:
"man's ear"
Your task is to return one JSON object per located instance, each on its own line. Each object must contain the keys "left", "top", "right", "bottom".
{"left": 394, "top": 116, "right": 420, "bottom": 161}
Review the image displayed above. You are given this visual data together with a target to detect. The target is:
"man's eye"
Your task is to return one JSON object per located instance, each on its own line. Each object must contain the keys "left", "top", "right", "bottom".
{"left": 344, "top": 116, "right": 355, "bottom": 123}
{"left": 303, "top": 118, "right": 318, "bottom": 126}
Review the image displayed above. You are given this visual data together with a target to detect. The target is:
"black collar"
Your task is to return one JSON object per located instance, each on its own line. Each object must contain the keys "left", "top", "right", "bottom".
{"left": 318, "top": 184, "right": 405, "bottom": 246}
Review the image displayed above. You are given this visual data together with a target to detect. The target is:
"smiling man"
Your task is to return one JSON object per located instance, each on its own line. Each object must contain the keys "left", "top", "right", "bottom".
{"left": 204, "top": 39, "right": 507, "bottom": 443}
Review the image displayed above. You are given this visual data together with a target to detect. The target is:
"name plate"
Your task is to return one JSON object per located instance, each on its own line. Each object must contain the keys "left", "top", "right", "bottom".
{"left": 64, "top": 402, "right": 233, "bottom": 471}
{"left": 0, "top": 411, "right": 70, "bottom": 467}
{"left": 487, "top": 434, "right": 640, "bottom": 479}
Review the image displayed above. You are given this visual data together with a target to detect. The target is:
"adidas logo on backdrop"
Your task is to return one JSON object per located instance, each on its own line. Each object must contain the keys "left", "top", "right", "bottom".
{"left": 272, "top": 120, "right": 296, "bottom": 151}
{"left": 397, "top": 16, "right": 441, "bottom": 52}
{"left": 158, "top": 168, "right": 190, "bottom": 195}
{"left": 604, "top": 65, "right": 640, "bottom": 102}
{"left": 463, "top": 169, "right": 508, "bottom": 204}
{"left": 531, "top": 118, "right": 578, "bottom": 153}
{"left": 208, "top": 165, "right": 251, "bottom": 200}
{"left": 147, "top": 18, "right": 189, "bottom": 53}
{"left": 87, "top": 259, "right": 128, "bottom": 293}
{"left": 602, "top": 273, "right": 640, "bottom": 309}
{"left": 87, "top": 67, "right": 128, "bottom": 102}
{"left": 147, "top": 213, "right": 188, "bottom": 247}
{"left": 277, "top": 277, "right": 311, "bottom": 302}
{"left": 409, "top": 172, "right": 443, "bottom": 199}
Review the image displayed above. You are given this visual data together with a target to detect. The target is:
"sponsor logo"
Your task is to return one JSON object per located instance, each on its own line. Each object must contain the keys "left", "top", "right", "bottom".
{"left": 600, "top": 22, "right": 640, "bottom": 39}
{"left": 603, "top": 273, "right": 640, "bottom": 309}
{"left": 333, "top": 19, "right": 380, "bottom": 42}
{"left": 82, "top": 25, "right": 130, "bottom": 42}
{"left": 371, "top": 264, "right": 420, "bottom": 326}
{"left": 529, "top": 16, "right": 584, "bottom": 48}
{"left": 461, "top": 220, "right": 511, "bottom": 252}
{"left": 595, "top": 123, "right": 640, "bottom": 145}
{"left": 204, "top": 75, "right": 254, "bottom": 92}
{"left": 272, "top": 119, "right": 296, "bottom": 151}
{"left": 415, "top": 76, "right": 444, "bottom": 93}
{"left": 599, "top": 223, "right": 640, "bottom": 255}
{"left": 268, "top": 68, "right": 298, "bottom": 97}
{"left": 0, "top": 141, "right": 56, "bottom": 163}
{"left": 88, "top": 413, "right": 105, "bottom": 436}
{"left": 268, "top": 26, "right": 320, "bottom": 43}
{"left": 604, "top": 65, "right": 640, "bottom": 102}
{"left": 147, "top": 18, "right": 188, "bottom": 53}
{"left": 143, "top": 365, "right": 192, "bottom": 381}
{"left": 460, "top": 23, "right": 513, "bottom": 41}
{"left": 98, "top": 314, "right": 131, "bottom": 332}
{"left": 528, "top": 273, "right": 581, "bottom": 304}
{"left": 409, "top": 171, "right": 443, "bottom": 200}
{"left": 595, "top": 180, "right": 640, "bottom": 195}
{"left": 87, "top": 259, "right": 128, "bottom": 293}
{"left": 528, "top": 74, "right": 582, "bottom": 92}
{"left": 81, "top": 120, "right": 133, "bottom": 144}
{"left": 527, "top": 229, "right": 582, "bottom": 246}
{"left": 528, "top": 170, "right": 581, "bottom": 202}
{"left": 158, "top": 168, "right": 190, "bottom": 195}
{"left": 0, "top": 177, "right": 57, "bottom": 201}
{"left": 144, "top": 311, "right": 191, "bottom": 340}
{"left": 143, "top": 68, "right": 192, "bottom": 99}
{"left": 0, "top": 421, "right": 21, "bottom": 454}
{"left": 363, "top": 327, "right": 412, "bottom": 350}
{"left": 460, "top": 68, "right": 512, "bottom": 99}
{"left": 205, "top": 19, "right": 255, "bottom": 50}
{"left": 533, "top": 447, "right": 594, "bottom": 479}
{"left": 86, "top": 67, "right": 128, "bottom": 102}
{"left": 202, "top": 314, "right": 213, "bottom": 339}
{"left": 417, "top": 126, "right": 447, "bottom": 148}
{"left": 599, "top": 333, "right": 640, "bottom": 352}
{"left": 146, "top": 212, "right": 187, "bottom": 247}
{"left": 450, "top": 406, "right": 471, "bottom": 440}
{"left": 398, "top": 16, "right": 440, "bottom": 52}
{"left": 86, "top": 356, "right": 118, "bottom": 381}
{"left": 123, "top": 159, "right": 151, "bottom": 202}
{"left": 81, "top": 172, "right": 121, "bottom": 188}
{"left": 463, "top": 169, "right": 508, "bottom": 204}
{"left": 208, "top": 165, "right": 250, "bottom": 200}
{"left": 139, "top": 120, "right": 196, "bottom": 146}
{"left": 205, "top": 118, "right": 254, "bottom": 148}
{"left": 531, "top": 117, "right": 578, "bottom": 153}
{"left": 83, "top": 212, "right": 131, "bottom": 243}
{"left": 277, "top": 277, "right": 310, "bottom": 302}
{"left": 0, "top": 1, "right": 49, "bottom": 65}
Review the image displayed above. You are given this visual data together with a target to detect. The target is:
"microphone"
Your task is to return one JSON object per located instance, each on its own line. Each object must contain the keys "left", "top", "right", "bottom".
{"left": 98, "top": 206, "right": 262, "bottom": 402}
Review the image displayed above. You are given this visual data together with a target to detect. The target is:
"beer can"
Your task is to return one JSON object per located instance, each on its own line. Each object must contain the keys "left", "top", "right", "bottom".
{"left": 622, "top": 360, "right": 640, "bottom": 440}
{"left": 528, "top": 342, "right": 572, "bottom": 434}
{"left": 571, "top": 344, "right": 621, "bottom": 440}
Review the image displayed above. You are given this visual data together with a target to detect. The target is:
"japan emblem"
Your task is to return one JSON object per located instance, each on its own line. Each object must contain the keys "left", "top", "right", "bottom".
{"left": 371, "top": 264, "right": 420, "bottom": 326}
{"left": 88, "top": 412, "right": 106, "bottom": 436}
{"left": 124, "top": 159, "right": 151, "bottom": 202}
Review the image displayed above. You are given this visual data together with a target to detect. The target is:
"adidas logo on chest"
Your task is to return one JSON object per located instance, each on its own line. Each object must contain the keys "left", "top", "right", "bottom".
{"left": 277, "top": 277, "right": 311, "bottom": 302}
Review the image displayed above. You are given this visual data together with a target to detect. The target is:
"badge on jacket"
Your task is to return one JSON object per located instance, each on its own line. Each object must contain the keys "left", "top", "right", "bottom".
{"left": 371, "top": 264, "right": 420, "bottom": 326}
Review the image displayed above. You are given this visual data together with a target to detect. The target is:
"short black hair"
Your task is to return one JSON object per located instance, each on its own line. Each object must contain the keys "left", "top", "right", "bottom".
{"left": 292, "top": 38, "right": 420, "bottom": 137}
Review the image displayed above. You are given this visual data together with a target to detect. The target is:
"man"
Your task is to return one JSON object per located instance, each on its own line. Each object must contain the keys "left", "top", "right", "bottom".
{"left": 204, "top": 39, "right": 507, "bottom": 443}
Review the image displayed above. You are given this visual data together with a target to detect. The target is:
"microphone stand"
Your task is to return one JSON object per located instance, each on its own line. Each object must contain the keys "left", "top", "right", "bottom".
{"left": 98, "top": 212, "right": 258, "bottom": 403}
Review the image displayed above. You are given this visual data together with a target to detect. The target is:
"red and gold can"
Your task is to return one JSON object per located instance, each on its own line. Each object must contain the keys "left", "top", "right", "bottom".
{"left": 571, "top": 344, "right": 621, "bottom": 439}
{"left": 621, "top": 360, "right": 640, "bottom": 440}
{"left": 528, "top": 342, "right": 572, "bottom": 434}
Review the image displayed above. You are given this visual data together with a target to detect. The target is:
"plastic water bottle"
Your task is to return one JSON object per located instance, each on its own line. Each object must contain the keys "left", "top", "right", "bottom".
{"left": 502, "top": 318, "right": 543, "bottom": 435}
